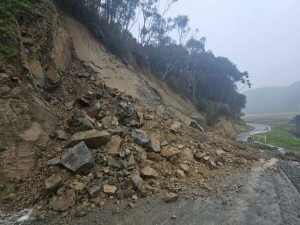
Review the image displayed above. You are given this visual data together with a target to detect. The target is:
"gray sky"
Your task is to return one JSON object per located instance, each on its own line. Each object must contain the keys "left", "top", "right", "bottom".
{"left": 135, "top": 0, "right": 300, "bottom": 90}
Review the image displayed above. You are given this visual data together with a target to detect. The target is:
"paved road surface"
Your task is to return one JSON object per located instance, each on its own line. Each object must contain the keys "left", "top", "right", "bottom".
{"left": 237, "top": 123, "right": 270, "bottom": 142}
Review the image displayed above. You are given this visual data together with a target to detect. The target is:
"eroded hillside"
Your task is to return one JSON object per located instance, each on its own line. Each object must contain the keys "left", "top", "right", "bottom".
{"left": 0, "top": 1, "right": 258, "bottom": 221}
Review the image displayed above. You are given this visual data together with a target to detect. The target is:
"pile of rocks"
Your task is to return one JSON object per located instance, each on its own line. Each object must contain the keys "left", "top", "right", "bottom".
{"left": 2, "top": 62, "right": 259, "bottom": 219}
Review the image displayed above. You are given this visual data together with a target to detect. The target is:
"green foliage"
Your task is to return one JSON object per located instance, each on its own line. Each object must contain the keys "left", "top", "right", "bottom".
{"left": 0, "top": 0, "right": 41, "bottom": 61}
{"left": 0, "top": 182, "right": 5, "bottom": 191}
{"left": 0, "top": 146, "right": 6, "bottom": 152}
{"left": 253, "top": 125, "right": 300, "bottom": 151}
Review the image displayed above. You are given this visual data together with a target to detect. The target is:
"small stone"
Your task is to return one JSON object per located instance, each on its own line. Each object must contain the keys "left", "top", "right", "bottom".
{"left": 103, "top": 184, "right": 117, "bottom": 194}
{"left": 180, "top": 163, "right": 189, "bottom": 172}
{"left": 50, "top": 190, "right": 75, "bottom": 212}
{"left": 132, "top": 195, "right": 138, "bottom": 201}
{"left": 47, "top": 158, "right": 61, "bottom": 166}
{"left": 170, "top": 121, "right": 182, "bottom": 133}
{"left": 132, "top": 175, "right": 144, "bottom": 191}
{"left": 128, "top": 154, "right": 136, "bottom": 169}
{"left": 131, "top": 129, "right": 150, "bottom": 146}
{"left": 171, "top": 214, "right": 177, "bottom": 220}
{"left": 106, "top": 136, "right": 122, "bottom": 154}
{"left": 194, "top": 152, "right": 207, "bottom": 160}
{"left": 161, "top": 141, "right": 168, "bottom": 146}
{"left": 141, "top": 166, "right": 158, "bottom": 178}
{"left": 150, "top": 140, "right": 161, "bottom": 153}
{"left": 101, "top": 116, "right": 119, "bottom": 129}
{"left": 45, "top": 175, "right": 62, "bottom": 193}
{"left": 164, "top": 193, "right": 179, "bottom": 202}
{"left": 89, "top": 186, "right": 101, "bottom": 198}
{"left": 176, "top": 169, "right": 185, "bottom": 178}
{"left": 107, "top": 156, "right": 120, "bottom": 168}
{"left": 182, "top": 148, "right": 194, "bottom": 161}
{"left": 72, "top": 182, "right": 85, "bottom": 191}
{"left": 144, "top": 113, "right": 155, "bottom": 120}
{"left": 177, "top": 144, "right": 184, "bottom": 149}
{"left": 56, "top": 130, "right": 68, "bottom": 140}
{"left": 128, "top": 202, "right": 135, "bottom": 208}
{"left": 65, "top": 101, "right": 74, "bottom": 110}
{"left": 161, "top": 147, "right": 180, "bottom": 159}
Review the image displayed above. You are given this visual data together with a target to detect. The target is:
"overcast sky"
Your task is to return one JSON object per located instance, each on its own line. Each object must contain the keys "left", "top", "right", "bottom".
{"left": 135, "top": 0, "right": 300, "bottom": 90}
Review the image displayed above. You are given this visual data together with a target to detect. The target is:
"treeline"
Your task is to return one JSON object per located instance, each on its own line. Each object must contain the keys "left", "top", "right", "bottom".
{"left": 55, "top": 0, "right": 251, "bottom": 123}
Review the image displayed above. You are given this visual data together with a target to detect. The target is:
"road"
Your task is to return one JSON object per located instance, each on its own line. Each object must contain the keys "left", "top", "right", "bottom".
{"left": 28, "top": 159, "right": 300, "bottom": 225}
{"left": 237, "top": 123, "right": 270, "bottom": 142}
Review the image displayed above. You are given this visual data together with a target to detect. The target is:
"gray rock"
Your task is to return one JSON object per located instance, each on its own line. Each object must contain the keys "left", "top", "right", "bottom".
{"left": 107, "top": 156, "right": 120, "bottom": 168}
{"left": 45, "top": 175, "right": 62, "bottom": 193}
{"left": 141, "top": 166, "right": 158, "bottom": 178}
{"left": 164, "top": 192, "right": 179, "bottom": 202}
{"left": 132, "top": 129, "right": 150, "bottom": 146}
{"left": 131, "top": 175, "right": 144, "bottom": 190}
{"left": 61, "top": 142, "right": 95, "bottom": 174}
{"left": 170, "top": 121, "right": 182, "bottom": 133}
{"left": 73, "top": 108, "right": 86, "bottom": 119}
{"left": 89, "top": 186, "right": 101, "bottom": 198}
{"left": 47, "top": 158, "right": 61, "bottom": 166}
{"left": 66, "top": 129, "right": 111, "bottom": 149}
{"left": 128, "top": 154, "right": 136, "bottom": 169}
{"left": 56, "top": 130, "right": 68, "bottom": 140}
{"left": 65, "top": 101, "right": 74, "bottom": 110}
{"left": 150, "top": 140, "right": 161, "bottom": 153}
{"left": 67, "top": 117, "right": 93, "bottom": 133}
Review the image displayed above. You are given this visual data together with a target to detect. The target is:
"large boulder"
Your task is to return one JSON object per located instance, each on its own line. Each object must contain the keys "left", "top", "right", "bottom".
{"left": 66, "top": 129, "right": 111, "bottom": 149}
{"left": 61, "top": 142, "right": 95, "bottom": 174}
{"left": 131, "top": 129, "right": 150, "bottom": 146}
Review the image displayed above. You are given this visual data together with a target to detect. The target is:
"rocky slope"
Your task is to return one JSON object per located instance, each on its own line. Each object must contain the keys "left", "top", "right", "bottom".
{"left": 0, "top": 1, "right": 262, "bottom": 221}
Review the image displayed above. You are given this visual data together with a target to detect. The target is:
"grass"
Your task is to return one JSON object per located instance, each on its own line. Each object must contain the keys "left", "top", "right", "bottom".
{"left": 253, "top": 125, "right": 300, "bottom": 151}
{"left": 0, "top": 182, "right": 5, "bottom": 191}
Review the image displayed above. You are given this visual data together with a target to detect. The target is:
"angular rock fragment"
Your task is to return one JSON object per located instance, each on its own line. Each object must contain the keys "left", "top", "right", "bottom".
{"left": 127, "top": 154, "right": 136, "bottom": 169}
{"left": 56, "top": 130, "right": 68, "bottom": 140}
{"left": 141, "top": 166, "right": 158, "bottom": 178}
{"left": 45, "top": 175, "right": 62, "bottom": 193}
{"left": 164, "top": 192, "right": 179, "bottom": 202}
{"left": 89, "top": 186, "right": 101, "bottom": 198}
{"left": 61, "top": 142, "right": 95, "bottom": 174}
{"left": 106, "top": 135, "right": 122, "bottom": 154}
{"left": 170, "top": 121, "right": 182, "bottom": 133}
{"left": 132, "top": 129, "right": 150, "bottom": 146}
{"left": 131, "top": 174, "right": 144, "bottom": 191}
{"left": 161, "top": 147, "right": 180, "bottom": 159}
{"left": 50, "top": 189, "right": 75, "bottom": 212}
{"left": 101, "top": 116, "right": 119, "bottom": 129}
{"left": 66, "top": 129, "right": 110, "bottom": 148}
{"left": 150, "top": 140, "right": 161, "bottom": 153}
{"left": 103, "top": 184, "right": 117, "bottom": 194}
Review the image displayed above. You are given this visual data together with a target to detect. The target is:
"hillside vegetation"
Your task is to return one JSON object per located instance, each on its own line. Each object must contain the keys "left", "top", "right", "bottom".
{"left": 244, "top": 80, "right": 300, "bottom": 115}
{"left": 55, "top": 0, "right": 250, "bottom": 124}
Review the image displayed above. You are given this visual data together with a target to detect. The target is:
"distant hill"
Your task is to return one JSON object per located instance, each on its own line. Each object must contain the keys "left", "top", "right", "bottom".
{"left": 243, "top": 80, "right": 300, "bottom": 114}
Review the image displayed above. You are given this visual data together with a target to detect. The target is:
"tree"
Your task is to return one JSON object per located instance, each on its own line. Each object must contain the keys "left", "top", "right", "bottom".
{"left": 174, "top": 15, "right": 191, "bottom": 45}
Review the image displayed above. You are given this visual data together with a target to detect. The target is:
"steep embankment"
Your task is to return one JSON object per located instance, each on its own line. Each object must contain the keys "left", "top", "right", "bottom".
{"left": 244, "top": 80, "right": 300, "bottom": 114}
{"left": 0, "top": 2, "right": 258, "bottom": 220}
